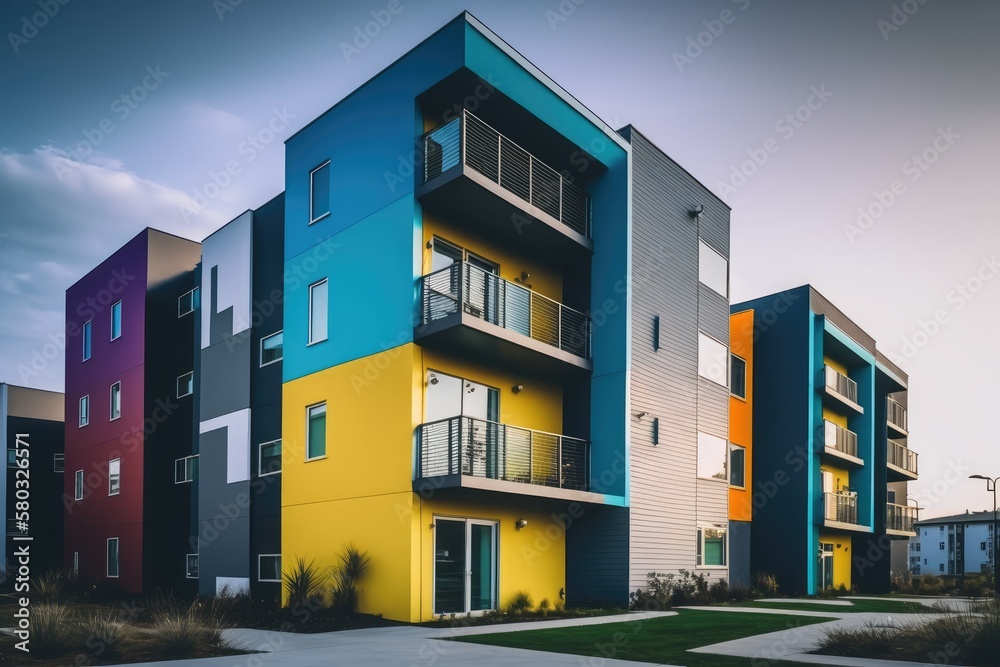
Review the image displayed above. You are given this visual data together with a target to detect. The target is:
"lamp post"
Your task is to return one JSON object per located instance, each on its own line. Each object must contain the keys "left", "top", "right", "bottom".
{"left": 969, "top": 475, "right": 999, "bottom": 597}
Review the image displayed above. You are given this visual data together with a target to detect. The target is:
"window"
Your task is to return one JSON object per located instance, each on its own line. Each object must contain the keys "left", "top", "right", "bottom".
{"left": 73, "top": 552, "right": 79, "bottom": 576}
{"left": 939, "top": 564, "right": 944, "bottom": 572}
{"left": 79, "top": 395, "right": 89, "bottom": 427}
{"left": 75, "top": 470, "right": 84, "bottom": 501}
{"left": 309, "top": 160, "right": 331, "bottom": 223}
{"left": 7, "top": 449, "right": 16, "bottom": 467}
{"left": 111, "top": 301, "right": 122, "bottom": 340}
{"left": 887, "top": 490, "right": 896, "bottom": 504}
{"left": 53, "top": 453, "right": 64, "bottom": 473}
{"left": 697, "top": 527, "right": 727, "bottom": 567}
{"left": 259, "top": 554, "right": 281, "bottom": 582}
{"left": 110, "top": 382, "right": 121, "bottom": 420}
{"left": 177, "top": 372, "right": 194, "bottom": 398}
{"left": 308, "top": 279, "right": 328, "bottom": 344}
{"left": 697, "top": 432, "right": 727, "bottom": 481}
{"left": 178, "top": 287, "right": 200, "bottom": 317}
{"left": 186, "top": 554, "right": 199, "bottom": 579}
{"left": 307, "top": 403, "right": 327, "bottom": 460}
{"left": 730, "top": 354, "right": 746, "bottom": 399}
{"left": 260, "top": 331, "right": 283, "bottom": 366}
{"left": 259, "top": 440, "right": 282, "bottom": 476}
{"left": 939, "top": 542, "right": 945, "bottom": 550}
{"left": 982, "top": 542, "right": 988, "bottom": 551}
{"left": 107, "top": 538, "right": 119, "bottom": 578}
{"left": 698, "top": 333, "right": 729, "bottom": 387}
{"left": 729, "top": 444, "right": 746, "bottom": 488}
{"left": 698, "top": 240, "right": 728, "bottom": 297}
{"left": 175, "top": 455, "right": 198, "bottom": 484}
{"left": 108, "top": 458, "right": 120, "bottom": 496}
{"left": 916, "top": 543, "right": 921, "bottom": 551}
{"left": 82, "top": 320, "right": 92, "bottom": 361}
{"left": 924, "top": 558, "right": 927, "bottom": 565}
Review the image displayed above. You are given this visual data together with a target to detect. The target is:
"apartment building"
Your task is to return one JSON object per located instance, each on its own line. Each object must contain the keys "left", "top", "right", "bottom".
{"left": 279, "top": 12, "right": 731, "bottom": 622}
{"left": 732, "top": 285, "right": 918, "bottom": 595}
{"left": 2, "top": 384, "right": 64, "bottom": 581}
{"left": 910, "top": 511, "right": 995, "bottom": 577}
{"left": 63, "top": 229, "right": 200, "bottom": 594}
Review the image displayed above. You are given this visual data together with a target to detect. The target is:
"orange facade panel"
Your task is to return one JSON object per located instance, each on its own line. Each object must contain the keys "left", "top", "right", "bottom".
{"left": 729, "top": 309, "right": 754, "bottom": 522}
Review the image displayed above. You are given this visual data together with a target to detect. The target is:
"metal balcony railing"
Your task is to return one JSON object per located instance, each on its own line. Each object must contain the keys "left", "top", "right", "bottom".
{"left": 420, "top": 261, "right": 591, "bottom": 360}
{"left": 888, "top": 439, "right": 919, "bottom": 475}
{"left": 887, "top": 502, "right": 918, "bottom": 533}
{"left": 825, "top": 365, "right": 858, "bottom": 404}
{"left": 824, "top": 491, "right": 860, "bottom": 525}
{"left": 823, "top": 420, "right": 859, "bottom": 459}
{"left": 887, "top": 398, "right": 908, "bottom": 432}
{"left": 422, "top": 110, "right": 591, "bottom": 236}
{"left": 416, "top": 416, "right": 589, "bottom": 492}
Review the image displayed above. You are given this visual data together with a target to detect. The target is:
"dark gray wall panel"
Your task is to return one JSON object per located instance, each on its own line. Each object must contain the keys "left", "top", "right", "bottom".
{"left": 729, "top": 520, "right": 751, "bottom": 587}
{"left": 566, "top": 505, "right": 629, "bottom": 607}
{"left": 200, "top": 342, "right": 251, "bottom": 420}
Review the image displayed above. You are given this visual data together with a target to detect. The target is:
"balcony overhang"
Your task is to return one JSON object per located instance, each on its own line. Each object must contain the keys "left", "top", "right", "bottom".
{"left": 413, "top": 473, "right": 607, "bottom": 505}
{"left": 821, "top": 387, "right": 864, "bottom": 415}
{"left": 822, "top": 446, "right": 864, "bottom": 467}
{"left": 415, "top": 310, "right": 592, "bottom": 378}
{"left": 887, "top": 420, "right": 909, "bottom": 438}
{"left": 887, "top": 462, "right": 919, "bottom": 482}
{"left": 886, "top": 527, "right": 917, "bottom": 538}
{"left": 822, "top": 519, "right": 873, "bottom": 533}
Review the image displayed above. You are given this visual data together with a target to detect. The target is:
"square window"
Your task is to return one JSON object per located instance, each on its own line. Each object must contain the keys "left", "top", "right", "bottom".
{"left": 108, "top": 458, "right": 120, "bottom": 496}
{"left": 111, "top": 301, "right": 122, "bottom": 340}
{"left": 698, "top": 527, "right": 727, "bottom": 566}
{"left": 307, "top": 403, "right": 327, "bottom": 460}
{"left": 310, "top": 161, "right": 331, "bottom": 223}
{"left": 79, "top": 395, "right": 89, "bottom": 427}
{"left": 110, "top": 382, "right": 121, "bottom": 420}
{"left": 53, "top": 453, "right": 64, "bottom": 473}
{"left": 260, "top": 331, "right": 283, "bottom": 366}
{"left": 697, "top": 432, "right": 727, "bottom": 481}
{"left": 259, "top": 440, "right": 282, "bottom": 476}
{"left": 177, "top": 372, "right": 194, "bottom": 398}
{"left": 175, "top": 456, "right": 198, "bottom": 484}
{"left": 6, "top": 449, "right": 16, "bottom": 467}
{"left": 107, "top": 538, "right": 119, "bottom": 578}
{"left": 698, "top": 240, "right": 728, "bottom": 298}
{"left": 730, "top": 354, "right": 746, "bottom": 399}
{"left": 83, "top": 320, "right": 92, "bottom": 361}
{"left": 178, "top": 287, "right": 200, "bottom": 317}
{"left": 698, "top": 333, "right": 729, "bottom": 387}
{"left": 186, "top": 554, "right": 199, "bottom": 579}
{"left": 729, "top": 444, "right": 746, "bottom": 488}
{"left": 75, "top": 470, "right": 84, "bottom": 501}
{"left": 308, "top": 280, "right": 328, "bottom": 344}
{"left": 259, "top": 554, "right": 281, "bottom": 582}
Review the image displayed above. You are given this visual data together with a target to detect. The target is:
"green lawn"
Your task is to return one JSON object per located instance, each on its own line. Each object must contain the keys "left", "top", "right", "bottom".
{"left": 723, "top": 598, "right": 930, "bottom": 614}
{"left": 453, "top": 609, "right": 841, "bottom": 667}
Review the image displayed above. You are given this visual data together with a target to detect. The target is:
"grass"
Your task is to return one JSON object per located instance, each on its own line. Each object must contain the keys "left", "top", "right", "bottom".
{"left": 724, "top": 598, "right": 931, "bottom": 614}
{"left": 453, "top": 609, "right": 842, "bottom": 667}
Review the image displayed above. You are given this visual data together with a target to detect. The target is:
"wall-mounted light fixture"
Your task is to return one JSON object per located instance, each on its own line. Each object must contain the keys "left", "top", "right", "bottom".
{"left": 634, "top": 411, "right": 649, "bottom": 421}
{"left": 512, "top": 385, "right": 524, "bottom": 394}
{"left": 689, "top": 204, "right": 704, "bottom": 219}
{"left": 514, "top": 271, "right": 532, "bottom": 289}
{"left": 426, "top": 239, "right": 434, "bottom": 248}
{"left": 515, "top": 518, "right": 528, "bottom": 530}
{"left": 427, "top": 373, "right": 439, "bottom": 386}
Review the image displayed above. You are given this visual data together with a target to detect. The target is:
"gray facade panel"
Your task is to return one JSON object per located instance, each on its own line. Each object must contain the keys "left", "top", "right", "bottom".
{"left": 729, "top": 520, "right": 751, "bottom": 587}
{"left": 200, "top": 341, "right": 251, "bottom": 420}
{"left": 698, "top": 285, "right": 730, "bottom": 345}
{"left": 196, "top": 428, "right": 251, "bottom": 595}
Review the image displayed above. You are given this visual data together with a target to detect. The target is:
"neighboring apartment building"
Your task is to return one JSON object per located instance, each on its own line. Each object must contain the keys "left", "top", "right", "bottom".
{"left": 909, "top": 511, "right": 995, "bottom": 577}
{"left": 1, "top": 384, "right": 64, "bottom": 582}
{"left": 195, "top": 194, "right": 284, "bottom": 602}
{"left": 63, "top": 229, "right": 201, "bottom": 594}
{"left": 732, "top": 285, "right": 918, "bottom": 595}
{"left": 728, "top": 310, "right": 754, "bottom": 587}
{"left": 280, "top": 12, "right": 732, "bottom": 622}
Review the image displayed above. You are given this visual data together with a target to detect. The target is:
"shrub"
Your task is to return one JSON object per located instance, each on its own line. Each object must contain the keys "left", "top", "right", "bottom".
{"left": 74, "top": 608, "right": 136, "bottom": 657}
{"left": 31, "top": 571, "right": 67, "bottom": 603}
{"left": 538, "top": 598, "right": 551, "bottom": 613}
{"left": 709, "top": 578, "right": 729, "bottom": 603}
{"left": 729, "top": 582, "right": 755, "bottom": 601}
{"left": 283, "top": 556, "right": 327, "bottom": 610}
{"left": 506, "top": 590, "right": 534, "bottom": 614}
{"left": 754, "top": 572, "right": 780, "bottom": 597}
{"left": 146, "top": 601, "right": 226, "bottom": 656}
{"left": 629, "top": 571, "right": 723, "bottom": 609}
{"left": 30, "top": 603, "right": 72, "bottom": 657}
{"left": 330, "top": 543, "right": 372, "bottom": 614}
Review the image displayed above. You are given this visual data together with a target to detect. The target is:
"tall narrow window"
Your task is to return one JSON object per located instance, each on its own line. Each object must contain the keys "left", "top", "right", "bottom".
{"left": 698, "top": 240, "right": 729, "bottom": 298}
{"left": 259, "top": 440, "right": 282, "bottom": 476}
{"left": 729, "top": 444, "right": 746, "bottom": 488}
{"left": 310, "top": 160, "right": 331, "bottom": 223}
{"left": 260, "top": 331, "right": 283, "bottom": 366}
{"left": 107, "top": 538, "right": 120, "bottom": 577}
{"left": 75, "top": 470, "right": 84, "bottom": 501}
{"left": 79, "top": 395, "right": 90, "bottom": 427}
{"left": 307, "top": 403, "right": 327, "bottom": 460}
{"left": 82, "top": 320, "right": 92, "bottom": 361}
{"left": 108, "top": 458, "right": 121, "bottom": 496}
{"left": 308, "top": 279, "right": 328, "bottom": 344}
{"left": 111, "top": 301, "right": 122, "bottom": 340}
{"left": 175, "top": 455, "right": 198, "bottom": 483}
{"left": 53, "top": 453, "right": 65, "bottom": 473}
{"left": 698, "top": 333, "right": 729, "bottom": 387}
{"left": 730, "top": 354, "right": 747, "bottom": 399}
{"left": 178, "top": 288, "right": 200, "bottom": 317}
{"left": 177, "top": 372, "right": 194, "bottom": 398}
{"left": 73, "top": 551, "right": 79, "bottom": 576}
{"left": 110, "top": 382, "right": 121, "bottom": 420}
{"left": 186, "top": 554, "right": 199, "bottom": 579}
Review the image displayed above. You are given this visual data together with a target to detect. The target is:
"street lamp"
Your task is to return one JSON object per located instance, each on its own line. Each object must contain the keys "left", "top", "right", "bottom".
{"left": 969, "top": 474, "right": 999, "bottom": 597}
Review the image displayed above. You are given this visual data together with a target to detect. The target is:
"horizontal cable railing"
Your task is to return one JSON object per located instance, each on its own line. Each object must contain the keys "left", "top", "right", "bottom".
{"left": 422, "top": 110, "right": 590, "bottom": 236}
{"left": 887, "top": 503, "right": 918, "bottom": 533}
{"left": 419, "top": 262, "right": 591, "bottom": 359}
{"left": 824, "top": 491, "right": 860, "bottom": 525}
{"left": 888, "top": 439, "right": 919, "bottom": 475}
{"left": 825, "top": 365, "right": 858, "bottom": 404}
{"left": 823, "top": 420, "right": 859, "bottom": 459}
{"left": 887, "top": 398, "right": 908, "bottom": 432}
{"left": 416, "top": 416, "right": 589, "bottom": 492}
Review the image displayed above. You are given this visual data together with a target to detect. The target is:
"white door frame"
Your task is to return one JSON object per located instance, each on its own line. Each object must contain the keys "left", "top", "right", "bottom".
{"left": 432, "top": 516, "right": 498, "bottom": 615}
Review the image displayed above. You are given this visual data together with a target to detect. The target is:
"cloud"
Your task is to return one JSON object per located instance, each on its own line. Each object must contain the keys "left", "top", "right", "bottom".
{"left": 0, "top": 147, "right": 228, "bottom": 391}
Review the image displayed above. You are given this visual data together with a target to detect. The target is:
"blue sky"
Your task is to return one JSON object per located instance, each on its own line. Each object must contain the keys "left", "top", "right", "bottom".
{"left": 2, "top": 0, "right": 997, "bottom": 517}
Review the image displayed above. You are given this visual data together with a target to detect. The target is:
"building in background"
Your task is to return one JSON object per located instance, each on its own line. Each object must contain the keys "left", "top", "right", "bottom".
{"left": 195, "top": 194, "right": 284, "bottom": 603}
{"left": 727, "top": 310, "right": 754, "bottom": 587}
{"left": 2, "top": 384, "right": 64, "bottom": 582}
{"left": 909, "top": 511, "right": 995, "bottom": 577}
{"left": 733, "top": 285, "right": 918, "bottom": 595}
{"left": 63, "top": 229, "right": 200, "bottom": 594}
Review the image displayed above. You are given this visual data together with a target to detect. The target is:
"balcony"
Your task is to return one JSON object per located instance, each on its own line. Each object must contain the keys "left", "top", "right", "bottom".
{"left": 887, "top": 439, "right": 919, "bottom": 481}
{"left": 823, "top": 491, "right": 870, "bottom": 532}
{"left": 822, "top": 420, "right": 862, "bottom": 466}
{"left": 887, "top": 398, "right": 908, "bottom": 437}
{"left": 823, "top": 365, "right": 863, "bottom": 414}
{"left": 416, "top": 261, "right": 592, "bottom": 377}
{"left": 886, "top": 502, "right": 918, "bottom": 536}
{"left": 415, "top": 416, "right": 600, "bottom": 502}
{"left": 418, "top": 110, "right": 592, "bottom": 260}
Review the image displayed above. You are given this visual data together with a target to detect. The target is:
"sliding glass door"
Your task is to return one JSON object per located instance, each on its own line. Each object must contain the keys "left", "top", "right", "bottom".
{"left": 434, "top": 518, "right": 497, "bottom": 614}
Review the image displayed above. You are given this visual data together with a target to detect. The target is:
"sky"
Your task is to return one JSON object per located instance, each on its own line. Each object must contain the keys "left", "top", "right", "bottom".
{"left": 1, "top": 0, "right": 997, "bottom": 518}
